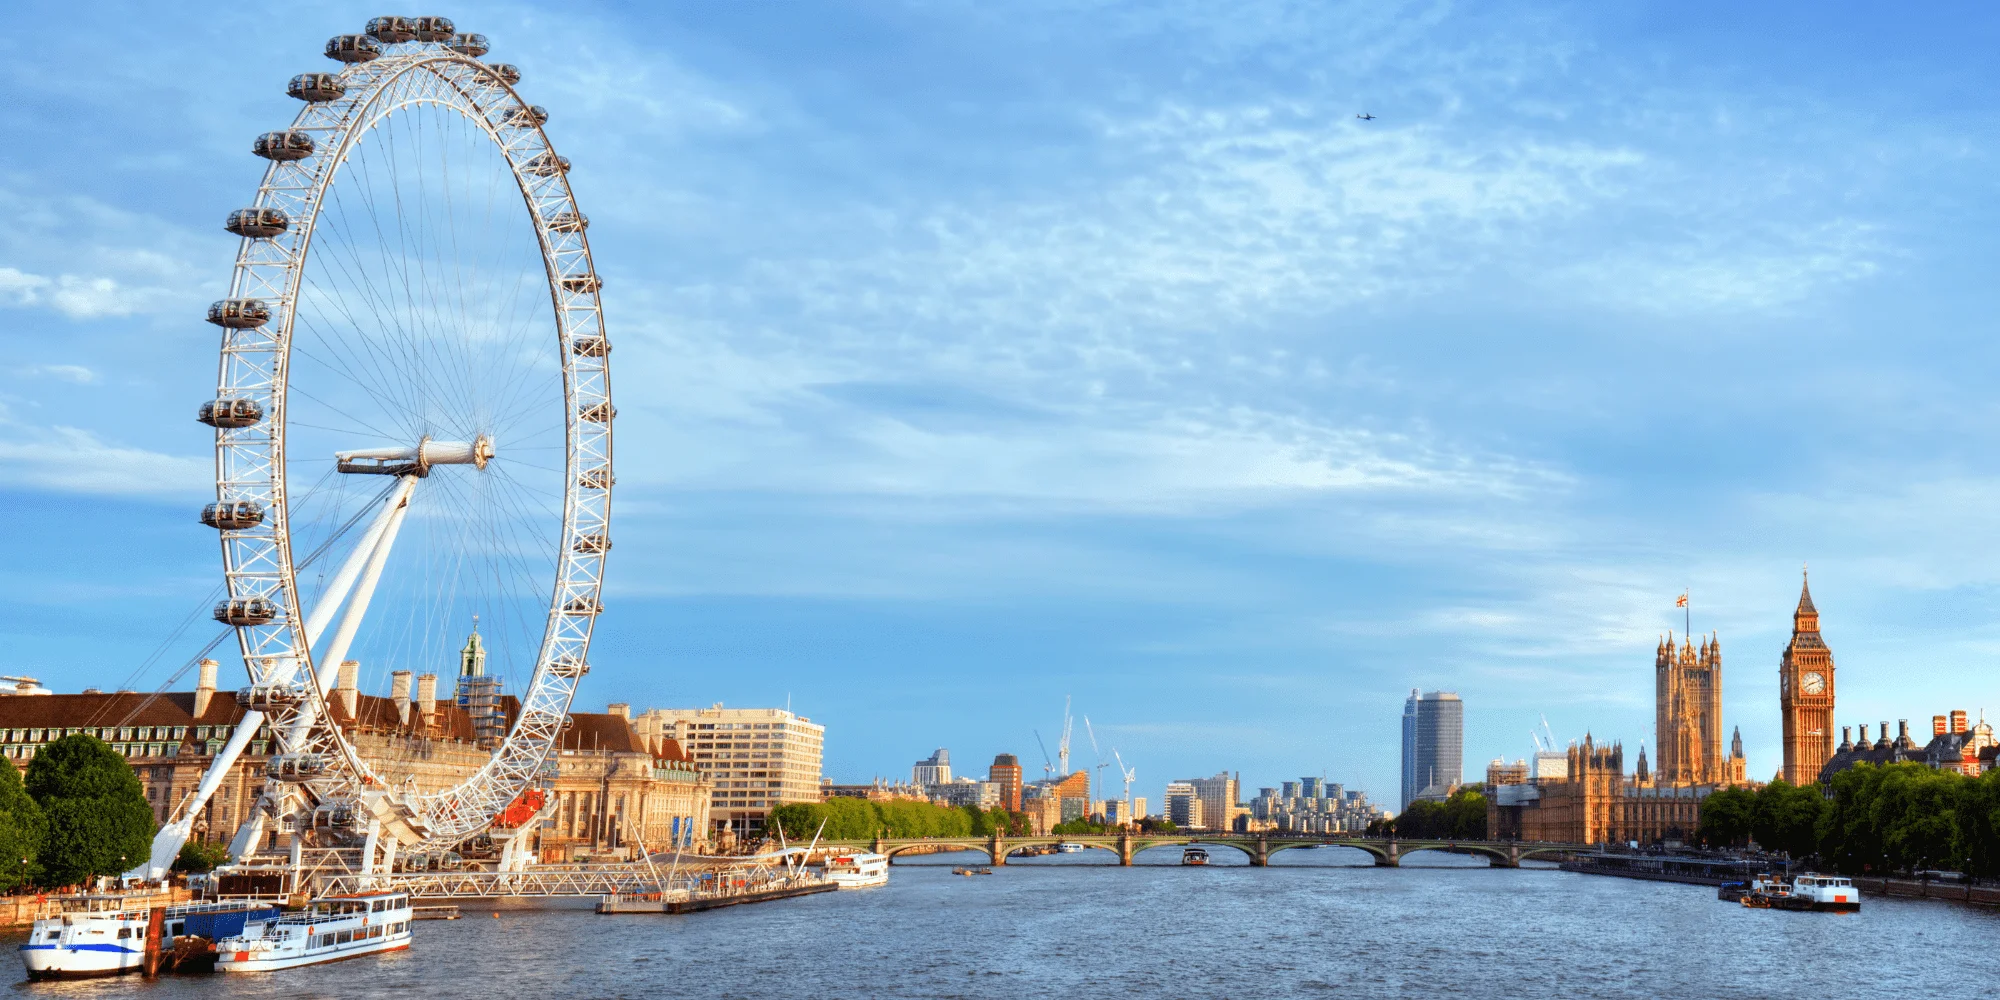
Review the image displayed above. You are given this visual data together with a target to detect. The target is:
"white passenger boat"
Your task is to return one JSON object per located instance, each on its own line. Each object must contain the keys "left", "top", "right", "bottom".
{"left": 217, "top": 891, "right": 412, "bottom": 972}
{"left": 821, "top": 852, "right": 889, "bottom": 888}
{"left": 19, "top": 898, "right": 279, "bottom": 980}
{"left": 1055, "top": 842, "right": 1085, "bottom": 854}
{"left": 1782, "top": 874, "right": 1861, "bottom": 911}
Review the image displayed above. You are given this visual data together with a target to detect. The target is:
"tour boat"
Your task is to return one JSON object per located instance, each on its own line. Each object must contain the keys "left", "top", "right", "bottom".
{"left": 822, "top": 852, "right": 889, "bottom": 888}
{"left": 1778, "top": 874, "right": 1861, "bottom": 912}
{"left": 20, "top": 898, "right": 279, "bottom": 980}
{"left": 216, "top": 891, "right": 412, "bottom": 972}
{"left": 1055, "top": 842, "right": 1085, "bottom": 854}
{"left": 1181, "top": 847, "right": 1209, "bottom": 866}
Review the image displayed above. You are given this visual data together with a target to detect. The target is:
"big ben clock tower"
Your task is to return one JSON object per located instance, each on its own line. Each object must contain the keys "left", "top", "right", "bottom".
{"left": 1779, "top": 570, "right": 1835, "bottom": 785}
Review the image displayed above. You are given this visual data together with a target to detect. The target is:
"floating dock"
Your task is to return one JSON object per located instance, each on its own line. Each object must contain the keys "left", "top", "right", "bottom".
{"left": 597, "top": 881, "right": 836, "bottom": 914}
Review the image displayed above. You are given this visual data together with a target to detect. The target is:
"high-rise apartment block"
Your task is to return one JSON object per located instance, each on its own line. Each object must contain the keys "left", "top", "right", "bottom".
{"left": 988, "top": 754, "right": 1023, "bottom": 811}
{"left": 1163, "top": 781, "right": 1202, "bottom": 829}
{"left": 631, "top": 704, "right": 824, "bottom": 838}
{"left": 911, "top": 748, "right": 951, "bottom": 788}
{"left": 1401, "top": 690, "right": 1463, "bottom": 810}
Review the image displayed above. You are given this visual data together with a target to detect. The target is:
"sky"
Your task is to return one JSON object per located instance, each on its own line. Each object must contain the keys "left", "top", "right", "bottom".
{"left": 5, "top": 1, "right": 2000, "bottom": 810}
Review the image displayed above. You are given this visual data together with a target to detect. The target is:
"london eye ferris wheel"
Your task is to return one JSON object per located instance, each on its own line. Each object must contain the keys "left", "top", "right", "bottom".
{"left": 137, "top": 15, "right": 613, "bottom": 880}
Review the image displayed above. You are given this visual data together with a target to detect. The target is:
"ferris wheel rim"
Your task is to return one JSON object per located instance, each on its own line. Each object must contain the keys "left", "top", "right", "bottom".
{"left": 208, "top": 40, "right": 611, "bottom": 853}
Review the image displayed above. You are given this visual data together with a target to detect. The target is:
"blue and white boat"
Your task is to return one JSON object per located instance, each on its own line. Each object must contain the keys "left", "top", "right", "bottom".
{"left": 20, "top": 897, "right": 278, "bottom": 979}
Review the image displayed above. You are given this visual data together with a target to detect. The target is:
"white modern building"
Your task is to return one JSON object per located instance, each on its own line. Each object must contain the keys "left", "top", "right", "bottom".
{"left": 912, "top": 748, "right": 951, "bottom": 788}
{"left": 631, "top": 704, "right": 825, "bottom": 839}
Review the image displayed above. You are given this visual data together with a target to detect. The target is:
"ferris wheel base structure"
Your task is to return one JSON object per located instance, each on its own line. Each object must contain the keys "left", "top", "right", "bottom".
{"left": 126, "top": 16, "right": 612, "bottom": 886}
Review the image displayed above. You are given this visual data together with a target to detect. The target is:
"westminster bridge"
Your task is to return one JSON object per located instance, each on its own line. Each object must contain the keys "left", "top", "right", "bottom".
{"left": 821, "top": 833, "right": 1591, "bottom": 868}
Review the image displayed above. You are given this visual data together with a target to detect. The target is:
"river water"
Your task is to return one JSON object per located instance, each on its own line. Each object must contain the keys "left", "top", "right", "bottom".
{"left": 6, "top": 847, "right": 1994, "bottom": 998}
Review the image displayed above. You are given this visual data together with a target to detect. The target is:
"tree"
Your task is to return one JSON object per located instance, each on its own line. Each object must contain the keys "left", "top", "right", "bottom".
{"left": 0, "top": 756, "right": 47, "bottom": 891}
{"left": 25, "top": 735, "right": 155, "bottom": 887}
{"left": 173, "top": 840, "right": 231, "bottom": 874}
{"left": 1696, "top": 786, "right": 1755, "bottom": 848}
{"left": 1957, "top": 768, "right": 2000, "bottom": 880}
{"left": 1749, "top": 780, "right": 1824, "bottom": 858}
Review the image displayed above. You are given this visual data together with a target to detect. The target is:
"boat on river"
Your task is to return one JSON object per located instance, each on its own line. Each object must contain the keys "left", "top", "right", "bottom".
{"left": 20, "top": 897, "right": 279, "bottom": 980}
{"left": 823, "top": 852, "right": 889, "bottom": 888}
{"left": 1181, "top": 847, "right": 1209, "bottom": 866}
{"left": 1055, "top": 843, "right": 1085, "bottom": 854}
{"left": 216, "top": 891, "right": 412, "bottom": 972}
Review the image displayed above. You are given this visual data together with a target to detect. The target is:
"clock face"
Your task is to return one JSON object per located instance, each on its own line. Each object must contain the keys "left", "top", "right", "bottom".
{"left": 1802, "top": 671, "right": 1825, "bottom": 695}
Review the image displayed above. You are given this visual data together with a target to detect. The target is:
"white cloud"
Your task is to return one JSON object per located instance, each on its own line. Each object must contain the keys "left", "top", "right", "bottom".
{"left": 10, "top": 364, "right": 98, "bottom": 384}
{"left": 0, "top": 414, "right": 208, "bottom": 496}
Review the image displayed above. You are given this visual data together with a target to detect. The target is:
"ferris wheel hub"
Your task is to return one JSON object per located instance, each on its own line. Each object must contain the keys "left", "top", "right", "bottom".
{"left": 334, "top": 434, "right": 494, "bottom": 476}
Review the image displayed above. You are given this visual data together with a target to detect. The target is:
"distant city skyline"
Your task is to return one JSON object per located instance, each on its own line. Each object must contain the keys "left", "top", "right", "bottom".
{"left": 5, "top": 4, "right": 2000, "bottom": 800}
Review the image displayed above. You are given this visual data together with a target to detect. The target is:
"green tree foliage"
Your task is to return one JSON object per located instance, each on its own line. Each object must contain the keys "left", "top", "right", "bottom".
{"left": 1816, "top": 762, "right": 1998, "bottom": 877}
{"left": 1137, "top": 817, "right": 1177, "bottom": 834}
{"left": 1050, "top": 817, "right": 1112, "bottom": 835}
{"left": 1749, "top": 780, "right": 1825, "bottom": 858}
{"left": 0, "top": 756, "right": 48, "bottom": 891}
{"left": 1696, "top": 786, "right": 1755, "bottom": 848}
{"left": 172, "top": 840, "right": 231, "bottom": 874}
{"left": 25, "top": 735, "right": 155, "bottom": 887}
{"left": 767, "top": 798, "right": 1031, "bottom": 841}
{"left": 1383, "top": 785, "right": 1487, "bottom": 839}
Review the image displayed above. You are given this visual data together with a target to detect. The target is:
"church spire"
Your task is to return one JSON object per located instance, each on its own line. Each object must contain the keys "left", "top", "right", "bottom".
{"left": 459, "top": 615, "right": 487, "bottom": 678}
{"left": 1792, "top": 568, "right": 1820, "bottom": 635}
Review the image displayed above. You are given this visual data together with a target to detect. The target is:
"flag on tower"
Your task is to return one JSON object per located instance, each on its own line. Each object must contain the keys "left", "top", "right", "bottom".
{"left": 1676, "top": 593, "right": 1688, "bottom": 608}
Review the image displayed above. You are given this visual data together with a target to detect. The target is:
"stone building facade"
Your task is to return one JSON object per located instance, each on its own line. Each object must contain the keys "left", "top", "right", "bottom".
{"left": 629, "top": 704, "right": 825, "bottom": 839}
{"left": 1656, "top": 632, "right": 1724, "bottom": 786}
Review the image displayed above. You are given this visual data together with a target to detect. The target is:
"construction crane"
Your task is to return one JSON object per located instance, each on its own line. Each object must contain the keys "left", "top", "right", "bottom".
{"left": 1112, "top": 748, "right": 1137, "bottom": 827}
{"left": 1033, "top": 729, "right": 1056, "bottom": 781}
{"left": 1057, "top": 696, "right": 1073, "bottom": 780}
{"left": 1084, "top": 716, "right": 1111, "bottom": 808}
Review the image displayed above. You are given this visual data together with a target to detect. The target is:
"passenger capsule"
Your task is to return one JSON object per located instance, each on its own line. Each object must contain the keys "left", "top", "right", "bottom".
{"left": 207, "top": 299, "right": 271, "bottom": 329}
{"left": 561, "top": 275, "right": 602, "bottom": 294}
{"left": 577, "top": 401, "right": 615, "bottom": 423}
{"left": 564, "top": 596, "right": 603, "bottom": 615}
{"left": 201, "top": 501, "right": 266, "bottom": 530}
{"left": 573, "top": 533, "right": 611, "bottom": 554}
{"left": 253, "top": 130, "right": 316, "bottom": 161}
{"left": 570, "top": 335, "right": 609, "bottom": 357}
{"left": 287, "top": 73, "right": 348, "bottom": 103}
{"left": 545, "top": 211, "right": 588, "bottom": 233}
{"left": 364, "top": 16, "right": 415, "bottom": 42}
{"left": 550, "top": 655, "right": 590, "bottom": 678}
{"left": 266, "top": 753, "right": 329, "bottom": 781}
{"left": 448, "top": 32, "right": 489, "bottom": 57}
{"left": 312, "top": 803, "right": 359, "bottom": 829}
{"left": 489, "top": 63, "right": 522, "bottom": 86}
{"left": 326, "top": 34, "right": 382, "bottom": 63}
{"left": 507, "top": 105, "right": 550, "bottom": 127}
{"left": 578, "top": 467, "right": 615, "bottom": 490}
{"left": 411, "top": 16, "right": 456, "bottom": 41}
{"left": 526, "top": 153, "right": 570, "bottom": 177}
{"left": 214, "top": 598, "right": 279, "bottom": 627}
{"left": 197, "top": 397, "right": 265, "bottom": 428}
{"left": 225, "top": 207, "right": 290, "bottom": 239}
{"left": 236, "top": 684, "right": 302, "bottom": 709}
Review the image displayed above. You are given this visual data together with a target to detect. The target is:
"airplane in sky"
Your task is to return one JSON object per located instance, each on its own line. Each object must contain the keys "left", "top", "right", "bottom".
{"left": 1355, "top": 113, "right": 1376, "bottom": 120}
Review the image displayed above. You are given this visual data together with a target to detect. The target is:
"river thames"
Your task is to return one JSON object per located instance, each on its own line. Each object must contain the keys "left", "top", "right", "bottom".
{"left": 7, "top": 848, "right": 1995, "bottom": 997}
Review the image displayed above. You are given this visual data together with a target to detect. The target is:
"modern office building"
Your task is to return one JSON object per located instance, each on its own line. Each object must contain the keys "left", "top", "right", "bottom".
{"left": 911, "top": 748, "right": 951, "bottom": 788}
{"left": 1163, "top": 781, "right": 1202, "bottom": 829}
{"left": 630, "top": 704, "right": 825, "bottom": 839}
{"left": 1401, "top": 689, "right": 1464, "bottom": 810}
{"left": 988, "top": 753, "right": 1024, "bottom": 811}
{"left": 929, "top": 776, "right": 1000, "bottom": 809}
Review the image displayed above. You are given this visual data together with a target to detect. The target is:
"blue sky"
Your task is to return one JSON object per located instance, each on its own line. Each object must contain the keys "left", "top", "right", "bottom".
{"left": 5, "top": 1, "right": 2000, "bottom": 808}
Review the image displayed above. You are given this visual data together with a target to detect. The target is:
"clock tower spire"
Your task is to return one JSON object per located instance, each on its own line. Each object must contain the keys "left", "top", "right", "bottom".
{"left": 1780, "top": 568, "right": 1835, "bottom": 785}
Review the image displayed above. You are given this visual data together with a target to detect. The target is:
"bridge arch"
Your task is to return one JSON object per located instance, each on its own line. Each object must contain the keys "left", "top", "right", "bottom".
{"left": 1263, "top": 841, "right": 1386, "bottom": 865}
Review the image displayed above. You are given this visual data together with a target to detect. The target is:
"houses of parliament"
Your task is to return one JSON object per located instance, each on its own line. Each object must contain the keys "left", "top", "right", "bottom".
{"left": 1491, "top": 575, "right": 1829, "bottom": 845}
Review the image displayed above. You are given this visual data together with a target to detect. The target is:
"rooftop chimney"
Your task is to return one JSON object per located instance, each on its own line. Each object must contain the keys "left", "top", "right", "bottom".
{"left": 392, "top": 670, "right": 413, "bottom": 725}
{"left": 1858, "top": 723, "right": 1869, "bottom": 746}
{"left": 1936, "top": 715, "right": 1950, "bottom": 737}
{"left": 607, "top": 702, "right": 630, "bottom": 720}
{"left": 194, "top": 658, "right": 219, "bottom": 718}
{"left": 416, "top": 673, "right": 438, "bottom": 726}
{"left": 1878, "top": 721, "right": 1892, "bottom": 749}
{"left": 337, "top": 660, "right": 359, "bottom": 720}
{"left": 1838, "top": 726, "right": 1852, "bottom": 751}
{"left": 1952, "top": 710, "right": 1969, "bottom": 735}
